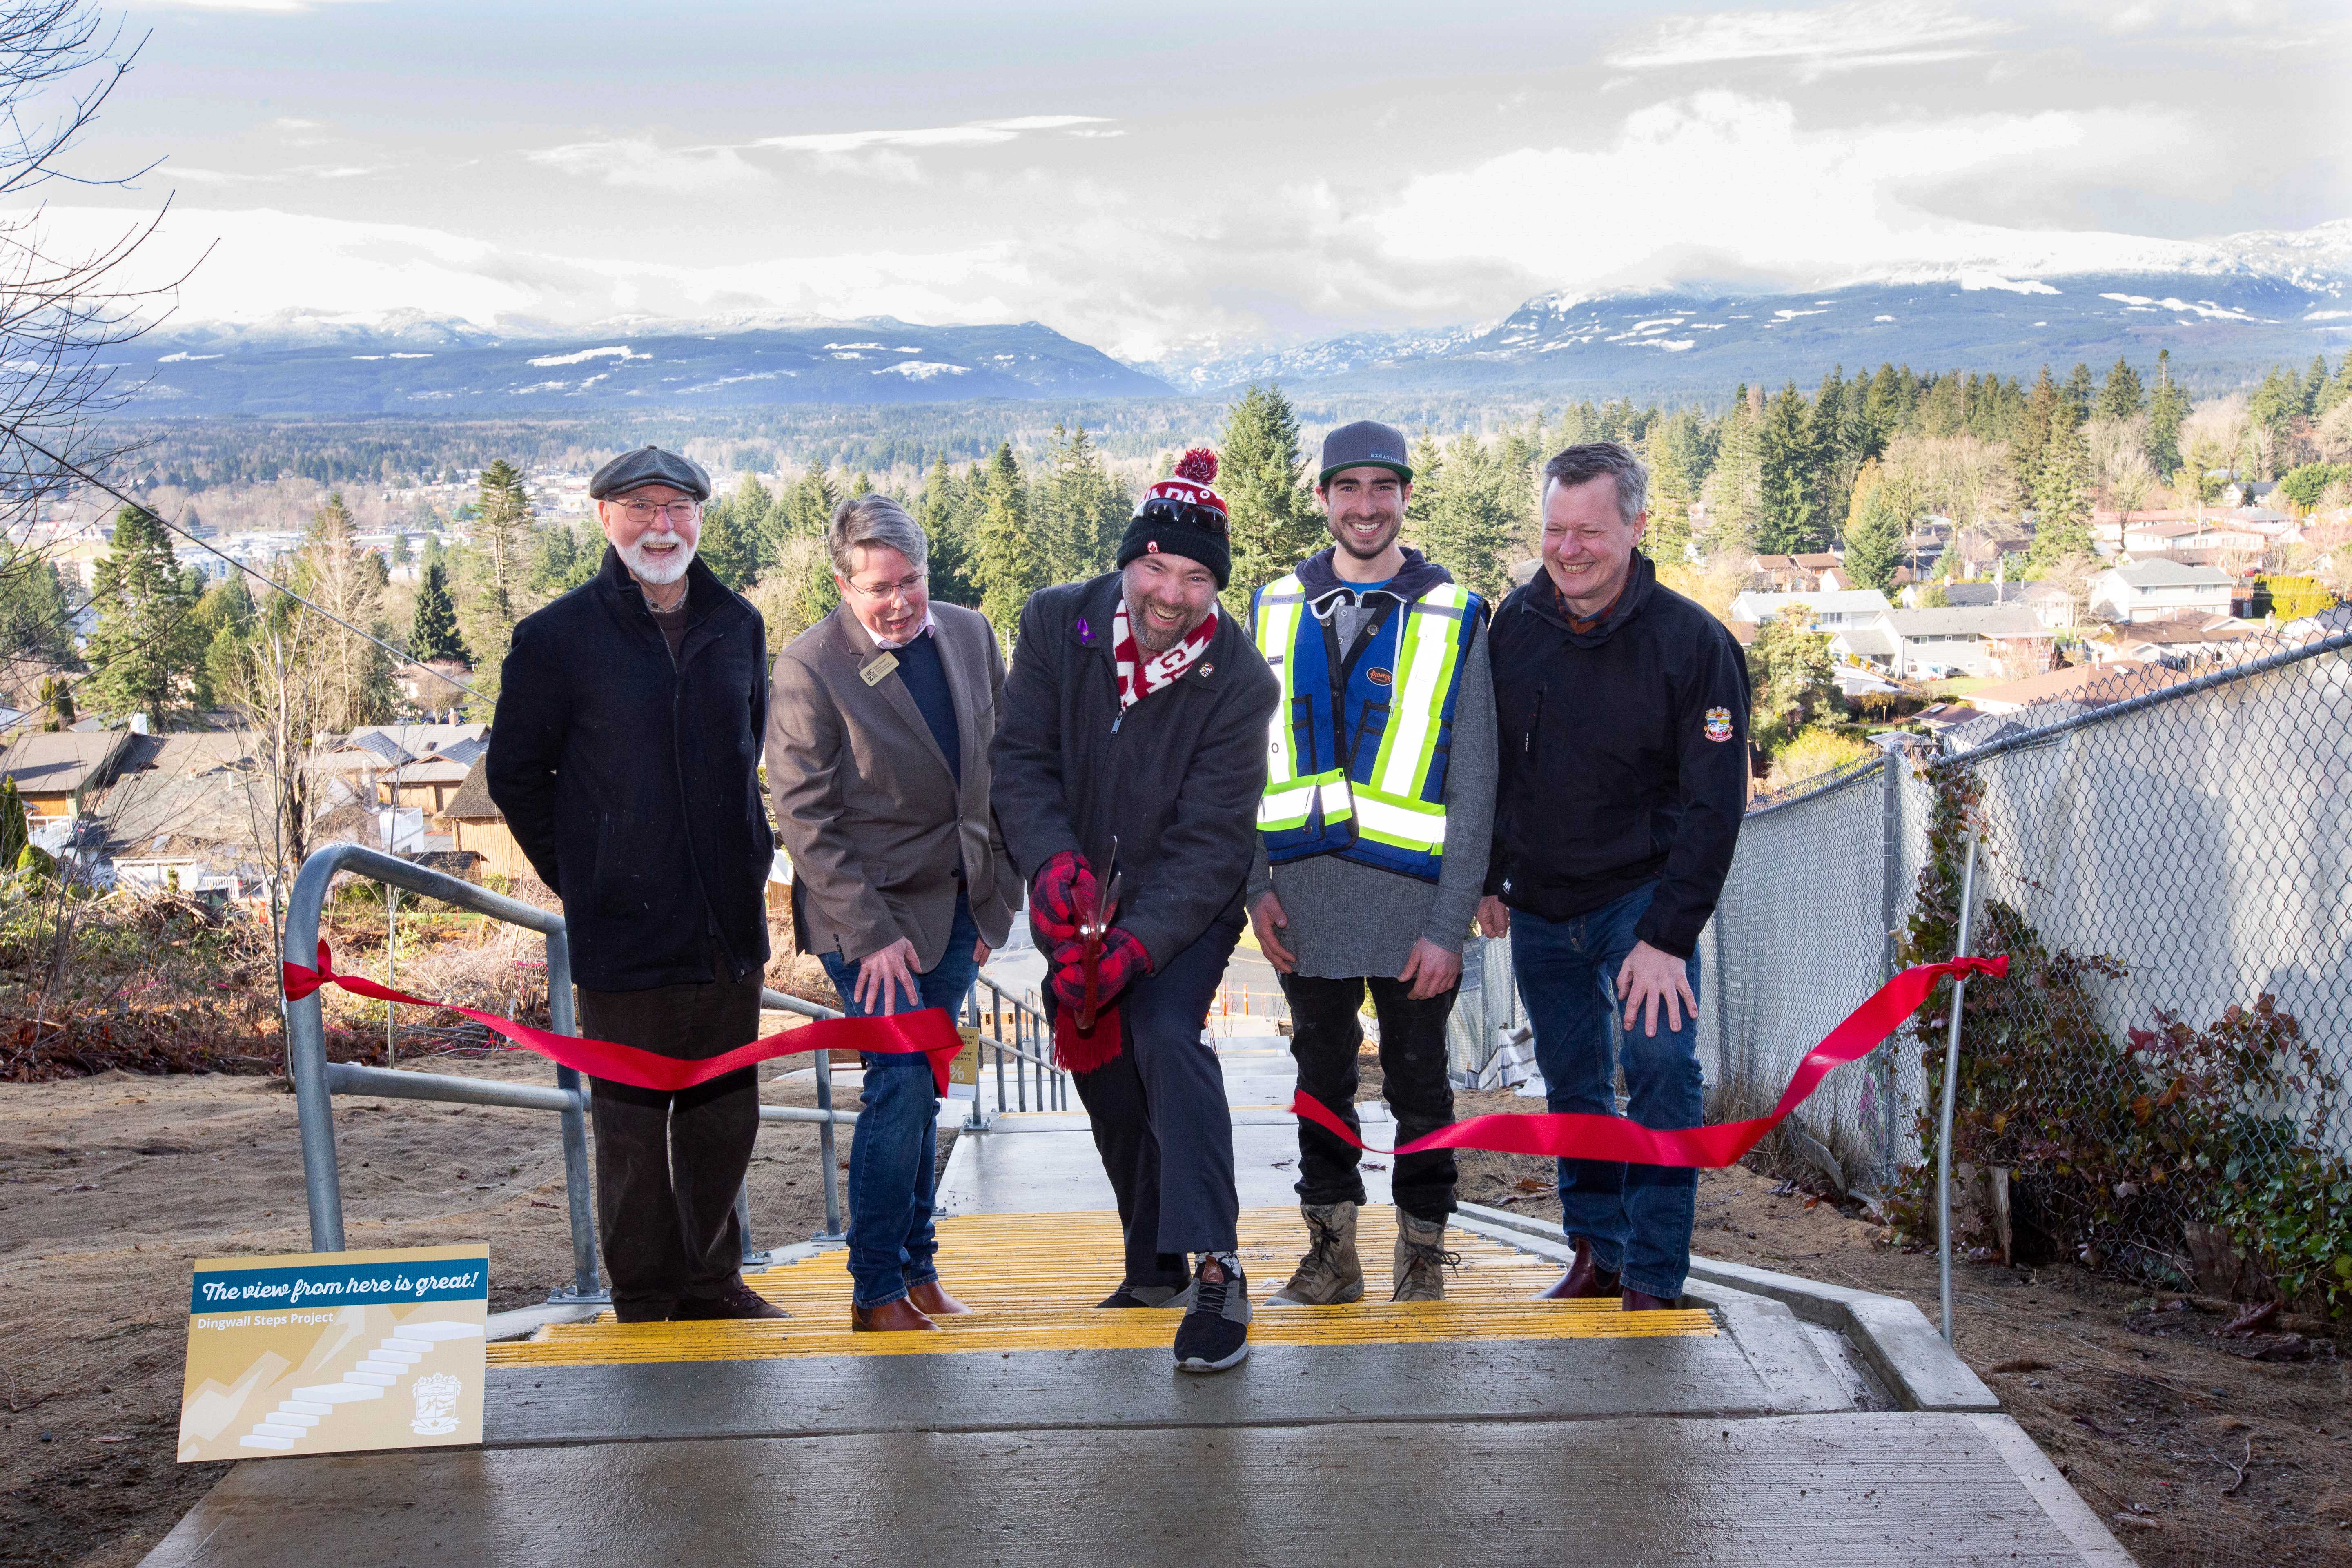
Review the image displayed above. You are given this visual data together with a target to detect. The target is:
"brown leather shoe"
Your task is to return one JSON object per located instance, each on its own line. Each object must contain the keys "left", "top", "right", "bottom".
{"left": 1621, "top": 1288, "right": 1679, "bottom": 1312}
{"left": 670, "top": 1280, "right": 787, "bottom": 1320}
{"left": 1535, "top": 1238, "right": 1621, "bottom": 1300}
{"left": 905, "top": 1279, "right": 971, "bottom": 1316}
{"left": 851, "top": 1296, "right": 939, "bottom": 1332}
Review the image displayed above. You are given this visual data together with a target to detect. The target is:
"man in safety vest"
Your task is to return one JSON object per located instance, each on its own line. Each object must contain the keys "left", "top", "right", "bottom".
{"left": 1247, "top": 419, "right": 1497, "bottom": 1304}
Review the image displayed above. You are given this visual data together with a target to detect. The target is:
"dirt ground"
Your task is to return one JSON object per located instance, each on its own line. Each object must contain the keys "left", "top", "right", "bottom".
{"left": 9, "top": 1051, "right": 2348, "bottom": 1568}
{"left": 1420, "top": 1069, "right": 2352, "bottom": 1568}
{"left": 0, "top": 1033, "right": 855, "bottom": 1568}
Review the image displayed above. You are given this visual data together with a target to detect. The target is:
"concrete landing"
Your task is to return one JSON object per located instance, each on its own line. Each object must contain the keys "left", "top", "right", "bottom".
{"left": 145, "top": 1029, "right": 2132, "bottom": 1567}
{"left": 145, "top": 1412, "right": 2129, "bottom": 1568}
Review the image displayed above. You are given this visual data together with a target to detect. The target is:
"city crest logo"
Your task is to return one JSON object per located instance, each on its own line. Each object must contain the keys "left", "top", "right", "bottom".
{"left": 1703, "top": 707, "right": 1733, "bottom": 742}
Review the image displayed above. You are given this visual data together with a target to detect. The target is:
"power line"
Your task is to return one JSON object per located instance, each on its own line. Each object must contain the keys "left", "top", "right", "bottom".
{"left": 0, "top": 421, "right": 479, "bottom": 702}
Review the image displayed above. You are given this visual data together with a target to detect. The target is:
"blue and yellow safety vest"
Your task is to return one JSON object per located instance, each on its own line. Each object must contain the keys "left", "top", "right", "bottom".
{"left": 1250, "top": 570, "right": 1483, "bottom": 884}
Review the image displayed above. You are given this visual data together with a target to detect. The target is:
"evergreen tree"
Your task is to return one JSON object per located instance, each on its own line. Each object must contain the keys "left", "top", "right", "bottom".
{"left": 2062, "top": 362, "right": 2096, "bottom": 425}
{"left": 2029, "top": 412, "right": 2094, "bottom": 567}
{"left": 2014, "top": 366, "right": 2063, "bottom": 499}
{"left": 696, "top": 472, "right": 769, "bottom": 588}
{"left": 409, "top": 560, "right": 468, "bottom": 663}
{"left": 2147, "top": 350, "right": 2191, "bottom": 479}
{"left": 459, "top": 458, "right": 532, "bottom": 709}
{"left": 2249, "top": 368, "right": 2300, "bottom": 473}
{"left": 2094, "top": 357, "right": 2145, "bottom": 422}
{"left": 1641, "top": 409, "right": 1712, "bottom": 564}
{"left": 915, "top": 453, "right": 981, "bottom": 608}
{"left": 1699, "top": 386, "right": 1764, "bottom": 552}
{"left": 1755, "top": 382, "right": 1822, "bottom": 553}
{"left": 973, "top": 442, "right": 1040, "bottom": 634}
{"left": 1215, "top": 387, "right": 1322, "bottom": 607}
{"left": 1410, "top": 434, "right": 1521, "bottom": 600}
{"left": 1745, "top": 612, "right": 1840, "bottom": 747}
{"left": 525, "top": 523, "right": 599, "bottom": 602}
{"left": 1033, "top": 425, "right": 1131, "bottom": 586}
{"left": 84, "top": 507, "right": 209, "bottom": 728}
{"left": 0, "top": 545, "right": 81, "bottom": 671}
{"left": 2303, "top": 355, "right": 2330, "bottom": 418}
{"left": 1842, "top": 463, "right": 1905, "bottom": 594}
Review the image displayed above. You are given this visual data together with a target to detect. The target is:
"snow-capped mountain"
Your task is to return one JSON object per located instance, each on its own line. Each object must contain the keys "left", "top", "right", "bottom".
{"left": 122, "top": 316, "right": 1172, "bottom": 414}
{"left": 1144, "top": 221, "right": 2352, "bottom": 397}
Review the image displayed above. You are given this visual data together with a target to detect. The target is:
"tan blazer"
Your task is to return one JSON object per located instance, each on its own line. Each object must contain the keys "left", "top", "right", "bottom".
{"left": 766, "top": 599, "right": 1016, "bottom": 971}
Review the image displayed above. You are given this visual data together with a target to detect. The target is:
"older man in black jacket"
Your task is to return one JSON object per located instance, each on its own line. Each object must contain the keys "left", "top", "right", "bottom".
{"left": 486, "top": 444, "right": 783, "bottom": 1324}
{"left": 1480, "top": 441, "right": 1749, "bottom": 1315}
{"left": 991, "top": 449, "right": 1278, "bottom": 1374}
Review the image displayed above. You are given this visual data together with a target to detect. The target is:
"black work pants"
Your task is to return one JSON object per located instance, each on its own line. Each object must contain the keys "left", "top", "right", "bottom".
{"left": 1280, "top": 972, "right": 1459, "bottom": 1224}
{"left": 1053, "top": 918, "right": 1242, "bottom": 1286}
{"left": 579, "top": 950, "right": 764, "bottom": 1321}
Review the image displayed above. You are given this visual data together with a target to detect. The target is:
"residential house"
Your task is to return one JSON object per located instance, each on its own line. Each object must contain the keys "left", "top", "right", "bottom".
{"left": 0, "top": 728, "right": 134, "bottom": 824}
{"left": 2088, "top": 560, "right": 2234, "bottom": 624}
{"left": 2100, "top": 615, "right": 2258, "bottom": 667}
{"left": 1747, "top": 553, "right": 1844, "bottom": 592}
{"left": 2223, "top": 479, "right": 2277, "bottom": 508}
{"left": 1856, "top": 605, "right": 2048, "bottom": 679}
{"left": 1726, "top": 588, "right": 1893, "bottom": 629}
{"left": 439, "top": 759, "right": 533, "bottom": 882}
{"left": 94, "top": 731, "right": 270, "bottom": 898}
{"left": 1966, "top": 661, "right": 2193, "bottom": 718}
{"left": 318, "top": 723, "right": 490, "bottom": 815}
{"left": 2121, "top": 519, "right": 2270, "bottom": 557}
{"left": 1899, "top": 579, "right": 2076, "bottom": 629}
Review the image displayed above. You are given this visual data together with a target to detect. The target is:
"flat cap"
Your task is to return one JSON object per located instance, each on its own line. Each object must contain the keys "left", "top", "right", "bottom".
{"left": 588, "top": 444, "right": 711, "bottom": 502}
{"left": 1318, "top": 419, "right": 1413, "bottom": 486}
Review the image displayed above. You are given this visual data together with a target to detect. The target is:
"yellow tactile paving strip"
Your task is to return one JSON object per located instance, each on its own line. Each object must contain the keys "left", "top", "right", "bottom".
{"left": 490, "top": 1206, "right": 1715, "bottom": 1367}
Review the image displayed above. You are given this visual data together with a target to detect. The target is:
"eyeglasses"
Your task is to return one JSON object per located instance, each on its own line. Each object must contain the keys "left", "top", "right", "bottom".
{"left": 843, "top": 570, "right": 927, "bottom": 604}
{"left": 615, "top": 498, "right": 702, "bottom": 525}
{"left": 1139, "top": 496, "right": 1228, "bottom": 538}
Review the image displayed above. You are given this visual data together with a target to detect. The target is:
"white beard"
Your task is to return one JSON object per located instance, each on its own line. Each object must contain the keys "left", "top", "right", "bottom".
{"left": 621, "top": 532, "right": 696, "bottom": 584}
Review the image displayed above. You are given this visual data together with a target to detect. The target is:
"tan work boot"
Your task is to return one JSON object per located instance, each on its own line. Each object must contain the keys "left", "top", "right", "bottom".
{"left": 1266, "top": 1201, "right": 1365, "bottom": 1305}
{"left": 1391, "top": 1212, "right": 1458, "bottom": 1302}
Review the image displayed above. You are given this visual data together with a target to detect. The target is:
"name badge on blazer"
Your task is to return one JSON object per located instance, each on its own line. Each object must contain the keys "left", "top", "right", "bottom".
{"left": 860, "top": 652, "right": 900, "bottom": 686}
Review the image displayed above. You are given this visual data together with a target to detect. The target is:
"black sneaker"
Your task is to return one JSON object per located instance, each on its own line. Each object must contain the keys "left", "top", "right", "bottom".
{"left": 1098, "top": 1280, "right": 1196, "bottom": 1309}
{"left": 671, "top": 1280, "right": 788, "bottom": 1321}
{"left": 1172, "top": 1254, "right": 1250, "bottom": 1373}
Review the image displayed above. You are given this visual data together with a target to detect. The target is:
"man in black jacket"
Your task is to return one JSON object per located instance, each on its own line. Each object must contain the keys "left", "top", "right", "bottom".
{"left": 991, "top": 449, "right": 1278, "bottom": 1373}
{"left": 1479, "top": 442, "right": 1749, "bottom": 1312}
{"left": 486, "top": 444, "right": 782, "bottom": 1324}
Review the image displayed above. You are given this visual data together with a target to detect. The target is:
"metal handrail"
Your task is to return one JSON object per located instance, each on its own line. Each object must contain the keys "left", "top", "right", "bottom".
{"left": 282, "top": 842, "right": 864, "bottom": 1302}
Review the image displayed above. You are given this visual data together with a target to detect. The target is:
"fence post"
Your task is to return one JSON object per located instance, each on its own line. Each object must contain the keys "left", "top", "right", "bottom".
{"left": 542, "top": 929, "right": 604, "bottom": 1301}
{"left": 962, "top": 982, "right": 989, "bottom": 1132}
{"left": 1874, "top": 735, "right": 1909, "bottom": 1187}
{"left": 284, "top": 856, "right": 345, "bottom": 1253}
{"left": 1936, "top": 829, "right": 1981, "bottom": 1346}
{"left": 813, "top": 1048, "right": 845, "bottom": 1244}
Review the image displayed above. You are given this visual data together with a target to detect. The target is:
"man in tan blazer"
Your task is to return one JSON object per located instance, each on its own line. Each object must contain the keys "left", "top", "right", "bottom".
{"left": 768, "top": 494, "right": 1016, "bottom": 1331}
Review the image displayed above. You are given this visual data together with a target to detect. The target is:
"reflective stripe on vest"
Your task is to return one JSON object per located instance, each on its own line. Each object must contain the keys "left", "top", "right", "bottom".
{"left": 1250, "top": 572, "right": 1479, "bottom": 882}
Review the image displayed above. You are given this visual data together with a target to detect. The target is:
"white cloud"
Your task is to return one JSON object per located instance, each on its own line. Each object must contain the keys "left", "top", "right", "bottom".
{"left": 1609, "top": 1, "right": 2014, "bottom": 72}
{"left": 1371, "top": 92, "right": 2207, "bottom": 295}
{"left": 526, "top": 138, "right": 763, "bottom": 192}
{"left": 743, "top": 115, "right": 1110, "bottom": 155}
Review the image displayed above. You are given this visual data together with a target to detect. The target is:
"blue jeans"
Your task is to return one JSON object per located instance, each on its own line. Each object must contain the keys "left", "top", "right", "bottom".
{"left": 819, "top": 892, "right": 982, "bottom": 1309}
{"left": 1510, "top": 882, "right": 1704, "bottom": 1300}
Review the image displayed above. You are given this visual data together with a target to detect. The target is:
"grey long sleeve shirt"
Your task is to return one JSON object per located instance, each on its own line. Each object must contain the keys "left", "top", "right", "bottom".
{"left": 1246, "top": 614, "right": 1496, "bottom": 979}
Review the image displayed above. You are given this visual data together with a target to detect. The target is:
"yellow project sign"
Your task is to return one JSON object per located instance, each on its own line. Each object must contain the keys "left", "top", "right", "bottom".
{"left": 177, "top": 1243, "right": 489, "bottom": 1463}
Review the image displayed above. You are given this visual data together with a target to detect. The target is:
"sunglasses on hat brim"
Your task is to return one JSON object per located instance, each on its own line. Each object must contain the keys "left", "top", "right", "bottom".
{"left": 1138, "top": 495, "right": 1229, "bottom": 537}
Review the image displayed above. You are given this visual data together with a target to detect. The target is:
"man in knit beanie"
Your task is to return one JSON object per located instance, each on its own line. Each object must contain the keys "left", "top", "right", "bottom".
{"left": 991, "top": 449, "right": 1278, "bottom": 1373}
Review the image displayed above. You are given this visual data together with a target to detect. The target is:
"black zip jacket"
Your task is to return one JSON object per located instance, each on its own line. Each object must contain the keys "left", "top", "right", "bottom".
{"left": 486, "top": 548, "right": 773, "bottom": 994}
{"left": 1485, "top": 552, "right": 1748, "bottom": 959}
{"left": 989, "top": 572, "right": 1279, "bottom": 969}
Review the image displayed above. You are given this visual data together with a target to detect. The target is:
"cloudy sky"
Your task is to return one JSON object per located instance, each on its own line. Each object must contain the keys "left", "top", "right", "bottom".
{"left": 24, "top": 0, "right": 2352, "bottom": 361}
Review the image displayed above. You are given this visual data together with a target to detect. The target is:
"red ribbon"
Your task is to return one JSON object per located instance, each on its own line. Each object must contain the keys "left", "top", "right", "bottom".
{"left": 283, "top": 941, "right": 962, "bottom": 1095}
{"left": 1296, "top": 954, "right": 2009, "bottom": 1168}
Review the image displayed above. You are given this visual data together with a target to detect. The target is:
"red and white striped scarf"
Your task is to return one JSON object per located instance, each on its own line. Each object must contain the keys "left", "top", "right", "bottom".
{"left": 1112, "top": 599, "right": 1217, "bottom": 710}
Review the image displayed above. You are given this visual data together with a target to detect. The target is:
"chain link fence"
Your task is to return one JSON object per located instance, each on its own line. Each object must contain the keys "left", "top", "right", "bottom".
{"left": 1448, "top": 629, "right": 2352, "bottom": 1307}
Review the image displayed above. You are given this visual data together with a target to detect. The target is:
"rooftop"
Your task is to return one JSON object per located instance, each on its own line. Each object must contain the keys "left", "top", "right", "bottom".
{"left": 442, "top": 758, "right": 501, "bottom": 822}
{"left": 1880, "top": 606, "right": 2046, "bottom": 638}
{"left": 0, "top": 728, "right": 132, "bottom": 800}
{"left": 2103, "top": 559, "right": 2234, "bottom": 588}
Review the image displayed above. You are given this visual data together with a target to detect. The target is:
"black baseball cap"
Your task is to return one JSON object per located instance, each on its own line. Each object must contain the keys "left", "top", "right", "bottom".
{"left": 1317, "top": 419, "right": 1413, "bottom": 487}
{"left": 588, "top": 445, "right": 712, "bottom": 502}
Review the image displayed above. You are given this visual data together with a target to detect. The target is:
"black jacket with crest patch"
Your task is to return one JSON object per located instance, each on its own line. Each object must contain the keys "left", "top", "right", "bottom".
{"left": 1484, "top": 552, "right": 1749, "bottom": 959}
